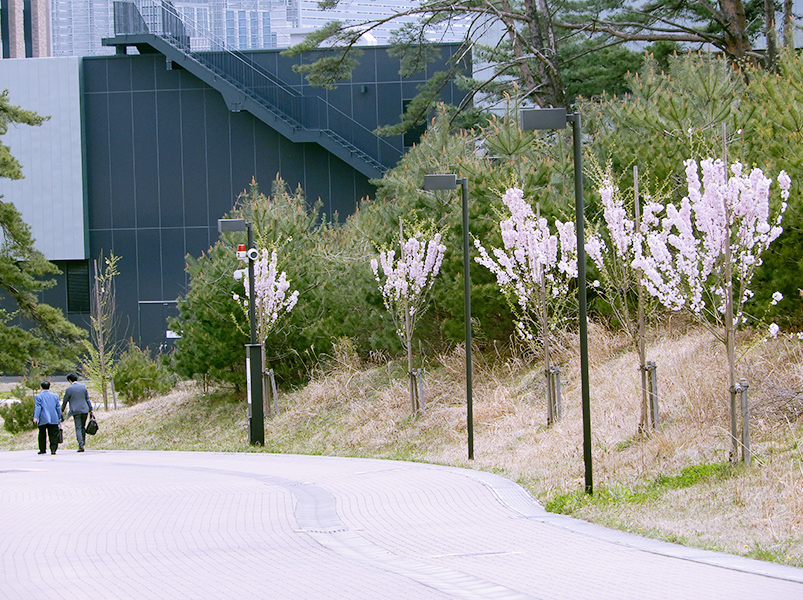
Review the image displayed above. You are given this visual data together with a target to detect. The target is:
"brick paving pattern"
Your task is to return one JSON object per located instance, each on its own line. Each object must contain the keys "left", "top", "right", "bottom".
{"left": 1, "top": 450, "right": 801, "bottom": 599}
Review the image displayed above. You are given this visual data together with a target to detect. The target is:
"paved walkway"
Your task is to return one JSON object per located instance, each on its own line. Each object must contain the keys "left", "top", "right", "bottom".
{"left": 1, "top": 450, "right": 801, "bottom": 599}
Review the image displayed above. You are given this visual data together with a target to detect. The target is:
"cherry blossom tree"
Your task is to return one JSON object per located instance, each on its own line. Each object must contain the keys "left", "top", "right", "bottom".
{"left": 585, "top": 166, "right": 665, "bottom": 432}
{"left": 370, "top": 225, "right": 446, "bottom": 413}
{"left": 586, "top": 173, "right": 639, "bottom": 334}
{"left": 633, "top": 157, "right": 791, "bottom": 462}
{"left": 235, "top": 246, "right": 300, "bottom": 415}
{"left": 473, "top": 187, "right": 579, "bottom": 424}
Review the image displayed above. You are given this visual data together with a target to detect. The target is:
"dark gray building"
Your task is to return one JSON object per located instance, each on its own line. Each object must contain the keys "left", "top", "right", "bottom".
{"left": 0, "top": 13, "right": 468, "bottom": 352}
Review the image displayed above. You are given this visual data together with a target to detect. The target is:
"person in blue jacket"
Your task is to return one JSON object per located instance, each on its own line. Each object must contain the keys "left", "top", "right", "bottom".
{"left": 61, "top": 373, "right": 93, "bottom": 452}
{"left": 33, "top": 381, "right": 63, "bottom": 455}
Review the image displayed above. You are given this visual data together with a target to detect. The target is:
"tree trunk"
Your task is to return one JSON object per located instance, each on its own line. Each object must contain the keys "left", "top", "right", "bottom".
{"left": 406, "top": 301, "right": 417, "bottom": 414}
{"left": 783, "top": 0, "right": 795, "bottom": 50}
{"left": 499, "top": 0, "right": 540, "bottom": 100}
{"left": 540, "top": 269, "right": 553, "bottom": 424}
{"left": 500, "top": 0, "right": 566, "bottom": 107}
{"left": 634, "top": 167, "right": 650, "bottom": 433}
{"left": 765, "top": 0, "right": 779, "bottom": 72}
{"left": 526, "top": 0, "right": 566, "bottom": 107}
{"left": 536, "top": 203, "right": 555, "bottom": 425}
{"left": 93, "top": 260, "right": 109, "bottom": 410}
{"left": 719, "top": 0, "right": 753, "bottom": 60}
{"left": 722, "top": 126, "right": 739, "bottom": 462}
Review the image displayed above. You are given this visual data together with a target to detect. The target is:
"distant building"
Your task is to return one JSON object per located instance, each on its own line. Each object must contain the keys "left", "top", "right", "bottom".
{"left": 178, "top": 0, "right": 301, "bottom": 51}
{"left": 50, "top": 0, "right": 114, "bottom": 56}
{"left": 0, "top": 0, "right": 49, "bottom": 57}
{"left": 0, "top": 0, "right": 456, "bottom": 59}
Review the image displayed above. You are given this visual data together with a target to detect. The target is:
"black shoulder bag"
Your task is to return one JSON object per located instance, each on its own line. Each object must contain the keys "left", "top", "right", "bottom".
{"left": 85, "top": 412, "right": 99, "bottom": 436}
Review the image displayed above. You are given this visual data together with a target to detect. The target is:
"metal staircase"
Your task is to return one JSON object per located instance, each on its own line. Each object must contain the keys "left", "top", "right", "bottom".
{"left": 103, "top": 1, "right": 400, "bottom": 180}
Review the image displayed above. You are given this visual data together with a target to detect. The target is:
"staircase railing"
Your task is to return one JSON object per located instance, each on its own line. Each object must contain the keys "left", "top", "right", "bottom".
{"left": 112, "top": 1, "right": 398, "bottom": 173}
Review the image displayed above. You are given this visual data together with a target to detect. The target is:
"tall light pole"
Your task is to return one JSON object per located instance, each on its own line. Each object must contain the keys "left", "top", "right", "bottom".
{"left": 218, "top": 217, "right": 265, "bottom": 446}
{"left": 423, "top": 174, "right": 473, "bottom": 460}
{"left": 520, "top": 108, "right": 593, "bottom": 494}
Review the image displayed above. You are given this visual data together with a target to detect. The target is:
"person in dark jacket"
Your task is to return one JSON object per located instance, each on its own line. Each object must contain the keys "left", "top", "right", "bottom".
{"left": 61, "top": 373, "right": 93, "bottom": 452}
{"left": 34, "top": 381, "right": 62, "bottom": 455}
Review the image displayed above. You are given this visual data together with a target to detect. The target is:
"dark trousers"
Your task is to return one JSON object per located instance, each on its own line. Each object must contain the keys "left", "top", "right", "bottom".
{"left": 38, "top": 424, "right": 60, "bottom": 454}
{"left": 73, "top": 413, "right": 88, "bottom": 448}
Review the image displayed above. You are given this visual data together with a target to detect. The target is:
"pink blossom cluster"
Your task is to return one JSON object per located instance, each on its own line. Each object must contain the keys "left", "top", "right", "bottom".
{"left": 589, "top": 170, "right": 670, "bottom": 331}
{"left": 239, "top": 248, "right": 299, "bottom": 342}
{"left": 632, "top": 158, "right": 790, "bottom": 321}
{"left": 474, "top": 187, "right": 578, "bottom": 340}
{"left": 599, "top": 178, "right": 635, "bottom": 259}
{"left": 370, "top": 231, "right": 446, "bottom": 340}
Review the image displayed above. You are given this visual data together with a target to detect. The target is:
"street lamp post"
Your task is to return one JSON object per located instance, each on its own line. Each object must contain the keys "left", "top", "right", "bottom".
{"left": 423, "top": 174, "right": 473, "bottom": 460}
{"left": 520, "top": 108, "right": 593, "bottom": 494}
{"left": 218, "top": 217, "right": 265, "bottom": 446}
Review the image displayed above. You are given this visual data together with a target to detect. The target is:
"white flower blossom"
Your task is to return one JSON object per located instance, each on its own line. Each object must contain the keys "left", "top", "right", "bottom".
{"left": 474, "top": 187, "right": 578, "bottom": 344}
{"left": 635, "top": 158, "right": 788, "bottom": 328}
{"left": 238, "top": 247, "right": 299, "bottom": 343}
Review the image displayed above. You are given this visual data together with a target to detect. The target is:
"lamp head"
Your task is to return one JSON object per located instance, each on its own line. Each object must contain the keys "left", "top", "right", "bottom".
{"left": 218, "top": 218, "right": 247, "bottom": 233}
{"left": 520, "top": 108, "right": 568, "bottom": 131}
{"left": 423, "top": 174, "right": 458, "bottom": 190}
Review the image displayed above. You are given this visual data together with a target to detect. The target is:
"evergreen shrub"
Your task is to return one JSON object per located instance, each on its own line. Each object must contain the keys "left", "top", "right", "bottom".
{"left": 114, "top": 341, "right": 175, "bottom": 404}
{"left": 0, "top": 396, "right": 36, "bottom": 434}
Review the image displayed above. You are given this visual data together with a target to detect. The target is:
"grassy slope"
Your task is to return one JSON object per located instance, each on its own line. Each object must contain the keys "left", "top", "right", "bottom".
{"left": 2, "top": 324, "right": 801, "bottom": 567}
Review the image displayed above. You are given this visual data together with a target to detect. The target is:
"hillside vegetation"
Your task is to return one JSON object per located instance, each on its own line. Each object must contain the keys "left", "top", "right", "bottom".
{"left": 2, "top": 323, "right": 801, "bottom": 567}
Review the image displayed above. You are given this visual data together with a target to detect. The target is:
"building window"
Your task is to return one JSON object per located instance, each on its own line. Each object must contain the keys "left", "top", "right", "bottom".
{"left": 66, "top": 261, "right": 91, "bottom": 314}
{"left": 238, "top": 10, "right": 247, "bottom": 48}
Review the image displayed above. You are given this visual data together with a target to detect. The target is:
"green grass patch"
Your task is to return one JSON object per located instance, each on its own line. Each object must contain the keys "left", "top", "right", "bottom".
{"left": 652, "top": 462, "right": 734, "bottom": 490}
{"left": 546, "top": 462, "right": 735, "bottom": 515}
{"left": 746, "top": 541, "right": 795, "bottom": 564}
{"left": 545, "top": 485, "right": 656, "bottom": 514}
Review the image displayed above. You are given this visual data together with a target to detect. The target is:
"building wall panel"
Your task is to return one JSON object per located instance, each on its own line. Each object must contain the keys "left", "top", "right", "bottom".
{"left": 0, "top": 57, "right": 86, "bottom": 259}
{"left": 133, "top": 90, "right": 160, "bottom": 229}
{"left": 179, "top": 88, "right": 210, "bottom": 227}
{"left": 107, "top": 92, "right": 137, "bottom": 228}
{"left": 155, "top": 89, "right": 184, "bottom": 228}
